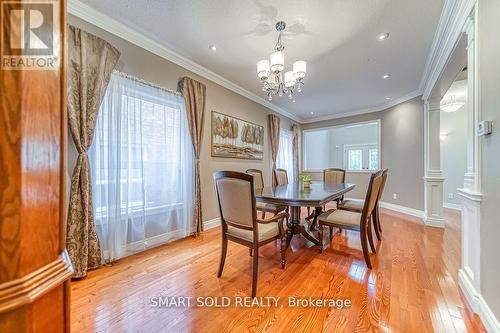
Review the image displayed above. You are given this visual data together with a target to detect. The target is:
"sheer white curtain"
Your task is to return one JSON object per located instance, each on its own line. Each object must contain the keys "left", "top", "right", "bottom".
{"left": 276, "top": 128, "right": 294, "bottom": 182}
{"left": 89, "top": 71, "right": 194, "bottom": 262}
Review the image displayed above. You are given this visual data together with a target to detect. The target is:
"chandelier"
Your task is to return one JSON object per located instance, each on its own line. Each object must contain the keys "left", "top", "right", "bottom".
{"left": 440, "top": 94, "right": 465, "bottom": 112}
{"left": 256, "top": 21, "right": 307, "bottom": 103}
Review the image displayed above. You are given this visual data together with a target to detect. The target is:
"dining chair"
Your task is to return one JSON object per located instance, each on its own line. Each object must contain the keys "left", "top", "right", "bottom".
{"left": 317, "top": 170, "right": 384, "bottom": 269}
{"left": 338, "top": 169, "right": 388, "bottom": 241}
{"left": 306, "top": 168, "right": 346, "bottom": 224}
{"left": 322, "top": 168, "right": 346, "bottom": 209}
{"left": 246, "top": 169, "right": 288, "bottom": 219}
{"left": 274, "top": 168, "right": 288, "bottom": 186}
{"left": 214, "top": 171, "right": 289, "bottom": 298}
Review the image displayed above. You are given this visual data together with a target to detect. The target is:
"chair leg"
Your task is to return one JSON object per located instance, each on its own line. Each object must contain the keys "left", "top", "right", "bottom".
{"left": 285, "top": 229, "right": 292, "bottom": 250}
{"left": 217, "top": 236, "right": 228, "bottom": 277}
{"left": 307, "top": 207, "right": 310, "bottom": 216}
{"left": 372, "top": 213, "right": 381, "bottom": 241}
{"left": 329, "top": 226, "right": 333, "bottom": 241}
{"left": 367, "top": 219, "right": 376, "bottom": 254}
{"left": 261, "top": 211, "right": 266, "bottom": 219}
{"left": 249, "top": 248, "right": 253, "bottom": 257}
{"left": 376, "top": 206, "right": 382, "bottom": 233}
{"left": 251, "top": 246, "right": 259, "bottom": 298}
{"left": 360, "top": 223, "right": 372, "bottom": 269}
{"left": 280, "top": 237, "right": 286, "bottom": 269}
{"left": 319, "top": 224, "right": 324, "bottom": 252}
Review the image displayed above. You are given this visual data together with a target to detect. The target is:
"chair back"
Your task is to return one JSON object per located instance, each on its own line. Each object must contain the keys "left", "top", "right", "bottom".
{"left": 214, "top": 171, "right": 256, "bottom": 231}
{"left": 361, "top": 170, "right": 384, "bottom": 222}
{"left": 246, "top": 169, "right": 264, "bottom": 190}
{"left": 323, "top": 168, "right": 345, "bottom": 185}
{"left": 274, "top": 168, "right": 288, "bottom": 186}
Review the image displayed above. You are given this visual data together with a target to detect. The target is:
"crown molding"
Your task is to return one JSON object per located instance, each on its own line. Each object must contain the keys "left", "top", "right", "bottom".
{"left": 67, "top": 0, "right": 301, "bottom": 123}
{"left": 301, "top": 89, "right": 422, "bottom": 124}
{"left": 419, "top": 0, "right": 476, "bottom": 100}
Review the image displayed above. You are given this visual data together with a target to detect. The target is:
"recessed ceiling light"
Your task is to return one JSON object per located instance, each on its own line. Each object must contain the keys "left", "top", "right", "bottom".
{"left": 310, "top": 111, "right": 314, "bottom": 115}
{"left": 378, "top": 33, "right": 389, "bottom": 41}
{"left": 385, "top": 97, "right": 391, "bottom": 100}
{"left": 209, "top": 44, "right": 217, "bottom": 52}
{"left": 382, "top": 74, "right": 391, "bottom": 79}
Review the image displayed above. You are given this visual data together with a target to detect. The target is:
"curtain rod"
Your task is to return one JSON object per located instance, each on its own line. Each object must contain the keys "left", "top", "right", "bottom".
{"left": 112, "top": 69, "right": 183, "bottom": 97}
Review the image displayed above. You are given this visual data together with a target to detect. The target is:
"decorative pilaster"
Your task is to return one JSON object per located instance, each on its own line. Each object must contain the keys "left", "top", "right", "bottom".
{"left": 423, "top": 100, "right": 445, "bottom": 228}
{"left": 457, "top": 10, "right": 482, "bottom": 311}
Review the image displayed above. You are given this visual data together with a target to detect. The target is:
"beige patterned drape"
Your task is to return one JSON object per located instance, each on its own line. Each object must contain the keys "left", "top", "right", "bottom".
{"left": 67, "top": 25, "right": 120, "bottom": 278}
{"left": 178, "top": 77, "right": 206, "bottom": 235}
{"left": 291, "top": 124, "right": 300, "bottom": 182}
{"left": 268, "top": 114, "right": 281, "bottom": 187}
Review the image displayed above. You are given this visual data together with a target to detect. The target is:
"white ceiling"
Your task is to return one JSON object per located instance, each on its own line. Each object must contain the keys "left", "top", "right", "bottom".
{"left": 78, "top": 0, "right": 444, "bottom": 122}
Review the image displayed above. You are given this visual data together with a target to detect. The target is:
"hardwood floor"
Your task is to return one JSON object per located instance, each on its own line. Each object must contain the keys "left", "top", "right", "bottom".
{"left": 71, "top": 208, "right": 486, "bottom": 333}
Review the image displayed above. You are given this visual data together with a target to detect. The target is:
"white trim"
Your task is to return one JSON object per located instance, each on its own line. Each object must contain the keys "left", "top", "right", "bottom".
{"left": 379, "top": 201, "right": 425, "bottom": 220}
{"left": 203, "top": 218, "right": 221, "bottom": 230}
{"left": 457, "top": 188, "right": 483, "bottom": 202}
{"left": 67, "top": 0, "right": 301, "bottom": 123}
{"left": 301, "top": 89, "right": 422, "bottom": 124}
{"left": 419, "top": 0, "right": 477, "bottom": 100}
{"left": 344, "top": 198, "right": 425, "bottom": 220}
{"left": 459, "top": 270, "right": 500, "bottom": 333}
{"left": 443, "top": 202, "right": 462, "bottom": 211}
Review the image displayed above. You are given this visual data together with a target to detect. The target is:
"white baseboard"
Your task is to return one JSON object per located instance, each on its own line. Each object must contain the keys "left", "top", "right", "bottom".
{"left": 459, "top": 270, "right": 500, "bottom": 333}
{"left": 444, "top": 202, "right": 463, "bottom": 211}
{"left": 203, "top": 218, "right": 221, "bottom": 230}
{"left": 379, "top": 201, "right": 425, "bottom": 220}
{"left": 344, "top": 198, "right": 425, "bottom": 221}
{"left": 423, "top": 216, "right": 446, "bottom": 228}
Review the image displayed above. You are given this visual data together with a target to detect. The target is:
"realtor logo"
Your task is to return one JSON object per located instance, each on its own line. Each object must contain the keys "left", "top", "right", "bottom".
{"left": 1, "top": 0, "right": 59, "bottom": 70}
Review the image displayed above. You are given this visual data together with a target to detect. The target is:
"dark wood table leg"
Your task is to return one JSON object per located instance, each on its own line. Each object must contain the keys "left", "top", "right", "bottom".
{"left": 288, "top": 206, "right": 320, "bottom": 245}
{"left": 309, "top": 206, "right": 323, "bottom": 231}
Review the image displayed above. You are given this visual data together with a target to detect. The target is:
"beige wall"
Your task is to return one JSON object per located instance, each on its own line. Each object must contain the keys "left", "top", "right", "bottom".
{"left": 302, "top": 97, "right": 425, "bottom": 210}
{"left": 478, "top": 0, "right": 500, "bottom": 320}
{"left": 68, "top": 16, "right": 300, "bottom": 222}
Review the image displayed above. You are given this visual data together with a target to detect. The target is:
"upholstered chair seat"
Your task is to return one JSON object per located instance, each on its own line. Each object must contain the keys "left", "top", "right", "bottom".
{"left": 227, "top": 222, "right": 286, "bottom": 242}
{"left": 338, "top": 199, "right": 364, "bottom": 212}
{"left": 256, "top": 201, "right": 288, "bottom": 214}
{"left": 318, "top": 209, "right": 362, "bottom": 229}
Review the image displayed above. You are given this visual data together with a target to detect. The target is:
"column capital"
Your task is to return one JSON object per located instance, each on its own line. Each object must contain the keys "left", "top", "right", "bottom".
{"left": 425, "top": 99, "right": 441, "bottom": 112}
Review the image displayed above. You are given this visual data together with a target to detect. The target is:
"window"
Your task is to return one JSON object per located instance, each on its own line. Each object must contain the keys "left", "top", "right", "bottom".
{"left": 369, "top": 149, "right": 379, "bottom": 170}
{"left": 344, "top": 144, "right": 378, "bottom": 171}
{"left": 347, "top": 149, "right": 362, "bottom": 170}
{"left": 276, "top": 128, "right": 294, "bottom": 182}
{"left": 90, "top": 72, "right": 194, "bottom": 262}
{"left": 303, "top": 121, "right": 380, "bottom": 172}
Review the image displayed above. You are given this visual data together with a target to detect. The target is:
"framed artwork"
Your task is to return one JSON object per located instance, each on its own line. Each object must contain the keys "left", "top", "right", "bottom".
{"left": 211, "top": 111, "right": 264, "bottom": 160}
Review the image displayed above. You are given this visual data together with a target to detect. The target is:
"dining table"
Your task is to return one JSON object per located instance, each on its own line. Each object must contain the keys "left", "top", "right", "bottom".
{"left": 255, "top": 181, "right": 355, "bottom": 246}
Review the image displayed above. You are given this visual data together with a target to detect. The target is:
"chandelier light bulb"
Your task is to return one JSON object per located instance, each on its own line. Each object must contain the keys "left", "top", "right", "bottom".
{"left": 270, "top": 51, "right": 284, "bottom": 73}
{"left": 284, "top": 71, "right": 296, "bottom": 88}
{"left": 257, "top": 59, "right": 270, "bottom": 79}
{"left": 297, "top": 86, "right": 302, "bottom": 93}
{"left": 268, "top": 94, "right": 273, "bottom": 101}
{"left": 293, "top": 61, "right": 307, "bottom": 79}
